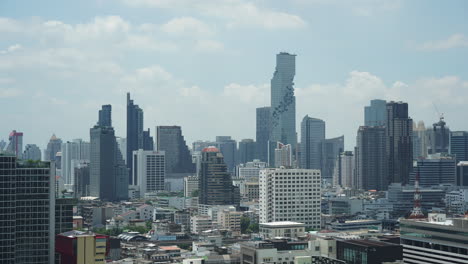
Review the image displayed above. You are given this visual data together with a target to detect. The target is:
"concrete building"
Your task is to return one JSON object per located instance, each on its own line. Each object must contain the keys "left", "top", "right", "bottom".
{"left": 364, "top": 99, "right": 387, "bottom": 126}
{"left": 457, "top": 161, "right": 468, "bottom": 186}
{"left": 400, "top": 214, "right": 468, "bottom": 264}
{"left": 409, "top": 155, "right": 457, "bottom": 187}
{"left": 274, "top": 142, "right": 292, "bottom": 168}
{"left": 412, "top": 120, "right": 427, "bottom": 159}
{"left": 190, "top": 215, "right": 213, "bottom": 234}
{"left": 336, "top": 239, "right": 402, "bottom": 264}
{"left": 269, "top": 52, "right": 297, "bottom": 163}
{"left": 237, "top": 160, "right": 267, "bottom": 181}
{"left": 216, "top": 136, "right": 238, "bottom": 173}
{"left": 450, "top": 131, "right": 468, "bottom": 163}
{"left": 61, "top": 139, "right": 90, "bottom": 185}
{"left": 184, "top": 175, "right": 199, "bottom": 197}
{"left": 260, "top": 168, "right": 321, "bottom": 229}
{"left": 45, "top": 134, "right": 62, "bottom": 163}
{"left": 321, "top": 136, "right": 344, "bottom": 181}
{"left": 73, "top": 160, "right": 90, "bottom": 198}
{"left": 23, "top": 143, "right": 41, "bottom": 161}
{"left": 55, "top": 230, "right": 109, "bottom": 264}
{"left": 238, "top": 139, "right": 256, "bottom": 165}
{"left": 217, "top": 207, "right": 242, "bottom": 234}
{"left": 244, "top": 182, "right": 260, "bottom": 201}
{"left": 426, "top": 117, "right": 450, "bottom": 155}
{"left": 256, "top": 106, "right": 271, "bottom": 163}
{"left": 386, "top": 101, "right": 413, "bottom": 185}
{"left": 356, "top": 126, "right": 387, "bottom": 190}
{"left": 300, "top": 116, "right": 325, "bottom": 170}
{"left": 387, "top": 183, "right": 445, "bottom": 217}
{"left": 5, "top": 130, "right": 23, "bottom": 158}
{"left": 157, "top": 126, "right": 195, "bottom": 174}
{"left": 132, "top": 150, "right": 165, "bottom": 197}
{"left": 333, "top": 151, "right": 354, "bottom": 188}
{"left": 0, "top": 154, "right": 56, "bottom": 264}
{"left": 240, "top": 239, "right": 313, "bottom": 264}
{"left": 259, "top": 221, "right": 305, "bottom": 239}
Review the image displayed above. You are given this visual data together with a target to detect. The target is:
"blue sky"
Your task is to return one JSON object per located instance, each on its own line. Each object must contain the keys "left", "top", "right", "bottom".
{"left": 1, "top": 0, "right": 467, "bottom": 150}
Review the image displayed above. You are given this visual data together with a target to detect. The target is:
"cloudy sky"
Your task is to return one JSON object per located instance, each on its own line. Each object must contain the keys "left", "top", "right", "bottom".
{"left": 1, "top": 0, "right": 467, "bottom": 150}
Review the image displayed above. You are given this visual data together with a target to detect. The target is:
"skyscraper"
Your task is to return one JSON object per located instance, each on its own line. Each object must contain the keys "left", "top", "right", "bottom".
{"left": 199, "top": 147, "right": 238, "bottom": 206}
{"left": 427, "top": 117, "right": 450, "bottom": 155}
{"left": 45, "top": 134, "right": 62, "bottom": 162}
{"left": 300, "top": 116, "right": 325, "bottom": 170}
{"left": 5, "top": 130, "right": 23, "bottom": 158}
{"left": 90, "top": 106, "right": 128, "bottom": 201}
{"left": 61, "top": 139, "right": 90, "bottom": 185}
{"left": 356, "top": 126, "right": 387, "bottom": 190}
{"left": 98, "top": 104, "right": 112, "bottom": 127}
{"left": 321, "top": 136, "right": 344, "bottom": 180}
{"left": 386, "top": 101, "right": 413, "bottom": 185}
{"left": 0, "top": 154, "right": 56, "bottom": 264}
{"left": 270, "top": 52, "right": 297, "bottom": 159}
{"left": 132, "top": 150, "right": 165, "bottom": 197}
{"left": 256, "top": 106, "right": 271, "bottom": 163}
{"left": 364, "top": 99, "right": 387, "bottom": 126}
{"left": 274, "top": 142, "right": 292, "bottom": 168}
{"left": 156, "top": 126, "right": 195, "bottom": 174}
{"left": 23, "top": 144, "right": 41, "bottom": 160}
{"left": 238, "top": 139, "right": 256, "bottom": 165}
{"left": 333, "top": 151, "right": 355, "bottom": 188}
{"left": 413, "top": 120, "right": 427, "bottom": 159}
{"left": 143, "top": 128, "right": 154, "bottom": 151}
{"left": 450, "top": 131, "right": 468, "bottom": 163}
{"left": 126, "top": 93, "right": 144, "bottom": 183}
{"left": 216, "top": 136, "right": 237, "bottom": 173}
{"left": 409, "top": 155, "right": 457, "bottom": 187}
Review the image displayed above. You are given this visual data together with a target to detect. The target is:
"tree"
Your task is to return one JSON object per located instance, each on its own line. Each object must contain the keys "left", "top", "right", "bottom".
{"left": 241, "top": 216, "right": 251, "bottom": 234}
{"left": 191, "top": 190, "right": 199, "bottom": 197}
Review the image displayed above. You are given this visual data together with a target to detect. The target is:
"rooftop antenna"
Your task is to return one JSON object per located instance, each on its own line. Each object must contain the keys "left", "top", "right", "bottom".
{"left": 409, "top": 168, "right": 425, "bottom": 219}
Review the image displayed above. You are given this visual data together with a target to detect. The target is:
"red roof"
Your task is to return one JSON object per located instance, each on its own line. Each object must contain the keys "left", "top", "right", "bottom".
{"left": 202, "top": 146, "right": 219, "bottom": 153}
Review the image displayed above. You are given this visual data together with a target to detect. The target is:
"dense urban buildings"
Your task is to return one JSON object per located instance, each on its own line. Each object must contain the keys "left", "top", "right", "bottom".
{"left": 256, "top": 106, "right": 271, "bottom": 163}
{"left": 386, "top": 101, "right": 413, "bottom": 185}
{"left": 23, "top": 143, "right": 41, "bottom": 160}
{"left": 55, "top": 230, "right": 109, "bottom": 264}
{"left": 274, "top": 142, "right": 292, "bottom": 168}
{"left": 156, "top": 126, "right": 195, "bottom": 174}
{"left": 355, "top": 126, "right": 387, "bottom": 190}
{"left": 216, "top": 136, "right": 237, "bottom": 173}
{"left": 61, "top": 139, "right": 90, "bottom": 186}
{"left": 300, "top": 116, "right": 325, "bottom": 170}
{"left": 238, "top": 138, "right": 256, "bottom": 165}
{"left": 132, "top": 149, "right": 166, "bottom": 197}
{"left": 259, "top": 168, "right": 321, "bottom": 229}
{"left": 269, "top": 52, "right": 297, "bottom": 162}
{"left": 409, "top": 155, "right": 457, "bottom": 187}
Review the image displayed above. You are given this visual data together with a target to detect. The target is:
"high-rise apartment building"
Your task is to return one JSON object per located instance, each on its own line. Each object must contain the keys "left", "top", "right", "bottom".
{"left": 256, "top": 106, "right": 271, "bottom": 163}
{"left": 259, "top": 168, "right": 321, "bottom": 229}
{"left": 156, "top": 126, "right": 195, "bottom": 174}
{"left": 300, "top": 116, "right": 325, "bottom": 170}
{"left": 333, "top": 151, "right": 354, "bottom": 188}
{"left": 126, "top": 93, "right": 144, "bottom": 183}
{"left": 238, "top": 139, "right": 256, "bottom": 165}
{"left": 0, "top": 154, "right": 56, "bottom": 264}
{"left": 199, "top": 147, "right": 238, "bottom": 206}
{"left": 61, "top": 139, "right": 90, "bottom": 185}
{"left": 6, "top": 130, "right": 23, "bottom": 158}
{"left": 364, "top": 99, "right": 387, "bottom": 126}
{"left": 356, "top": 126, "right": 387, "bottom": 190}
{"left": 426, "top": 117, "right": 450, "bottom": 155}
{"left": 274, "top": 142, "right": 292, "bottom": 168}
{"left": 23, "top": 143, "right": 42, "bottom": 160}
{"left": 321, "top": 136, "right": 344, "bottom": 180}
{"left": 45, "top": 134, "right": 62, "bottom": 162}
{"left": 216, "top": 136, "right": 237, "bottom": 173}
{"left": 450, "top": 131, "right": 468, "bottom": 163}
{"left": 132, "top": 149, "right": 165, "bottom": 197}
{"left": 386, "top": 101, "right": 413, "bottom": 185}
{"left": 270, "top": 52, "right": 297, "bottom": 159}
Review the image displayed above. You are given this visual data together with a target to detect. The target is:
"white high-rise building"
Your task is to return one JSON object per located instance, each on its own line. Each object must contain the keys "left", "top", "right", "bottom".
{"left": 333, "top": 151, "right": 355, "bottom": 188}
{"left": 61, "top": 139, "right": 90, "bottom": 185}
{"left": 274, "top": 143, "right": 292, "bottom": 168}
{"left": 184, "top": 175, "right": 199, "bottom": 197}
{"left": 260, "top": 168, "right": 321, "bottom": 229}
{"left": 237, "top": 159, "right": 267, "bottom": 182}
{"left": 133, "top": 149, "right": 165, "bottom": 197}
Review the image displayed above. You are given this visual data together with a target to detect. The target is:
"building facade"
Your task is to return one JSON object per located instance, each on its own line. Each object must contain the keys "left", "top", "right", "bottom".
{"left": 132, "top": 149, "right": 165, "bottom": 196}
{"left": 356, "top": 126, "right": 387, "bottom": 190}
{"left": 364, "top": 99, "right": 387, "bottom": 126}
{"left": 256, "top": 106, "right": 271, "bottom": 163}
{"left": 45, "top": 134, "right": 62, "bottom": 162}
{"left": 156, "top": 126, "right": 195, "bottom": 174}
{"left": 409, "top": 155, "right": 457, "bottom": 187}
{"left": 300, "top": 116, "right": 325, "bottom": 170}
{"left": 238, "top": 139, "right": 256, "bottom": 165}
{"left": 321, "top": 136, "right": 344, "bottom": 181}
{"left": 126, "top": 93, "right": 144, "bottom": 184}
{"left": 450, "top": 131, "right": 468, "bottom": 163}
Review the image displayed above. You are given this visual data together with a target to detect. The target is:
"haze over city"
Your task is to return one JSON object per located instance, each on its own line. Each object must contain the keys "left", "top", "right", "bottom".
{"left": 1, "top": 0, "right": 468, "bottom": 149}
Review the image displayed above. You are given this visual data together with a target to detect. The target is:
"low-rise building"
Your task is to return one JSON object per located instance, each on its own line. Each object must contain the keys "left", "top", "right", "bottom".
{"left": 336, "top": 239, "right": 403, "bottom": 264}
{"left": 191, "top": 215, "right": 213, "bottom": 234}
{"left": 55, "top": 230, "right": 109, "bottom": 264}
{"left": 259, "top": 221, "right": 305, "bottom": 239}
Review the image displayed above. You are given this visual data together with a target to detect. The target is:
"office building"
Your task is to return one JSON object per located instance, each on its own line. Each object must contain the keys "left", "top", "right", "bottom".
{"left": 356, "top": 126, "right": 387, "bottom": 190}
{"left": 321, "top": 136, "right": 344, "bottom": 180}
{"left": 400, "top": 214, "right": 468, "bottom": 264}
{"left": 274, "top": 142, "right": 292, "bottom": 168}
{"left": 256, "top": 106, "right": 271, "bottom": 163}
{"left": 333, "top": 151, "right": 354, "bottom": 188}
{"left": 409, "top": 155, "right": 457, "bottom": 187}
{"left": 55, "top": 230, "right": 109, "bottom": 264}
{"left": 412, "top": 121, "right": 427, "bottom": 159}
{"left": 116, "top": 137, "right": 127, "bottom": 164}
{"left": 61, "top": 139, "right": 90, "bottom": 185}
{"left": 387, "top": 183, "right": 445, "bottom": 217}
{"left": 143, "top": 128, "right": 154, "bottom": 151}
{"left": 0, "top": 154, "right": 55, "bottom": 264}
{"left": 184, "top": 175, "right": 199, "bottom": 197}
{"left": 260, "top": 168, "right": 321, "bottom": 229}
{"left": 98, "top": 104, "right": 112, "bottom": 127}
{"left": 426, "top": 117, "right": 450, "bottom": 155}
{"left": 386, "top": 101, "right": 413, "bottom": 185}
{"left": 238, "top": 139, "right": 256, "bottom": 165}
{"left": 364, "top": 99, "right": 387, "bottom": 126}
{"left": 199, "top": 146, "right": 238, "bottom": 206}
{"left": 450, "top": 131, "right": 468, "bottom": 163}
{"left": 45, "top": 134, "right": 62, "bottom": 162}
{"left": 73, "top": 160, "right": 90, "bottom": 198}
{"left": 336, "top": 240, "right": 402, "bottom": 264}
{"left": 457, "top": 161, "right": 468, "bottom": 186}
{"left": 300, "top": 116, "right": 325, "bottom": 170}
{"left": 23, "top": 143, "right": 41, "bottom": 160}
{"left": 132, "top": 149, "right": 165, "bottom": 197}
{"left": 5, "top": 130, "right": 23, "bottom": 158}
{"left": 126, "top": 93, "right": 144, "bottom": 183}
{"left": 237, "top": 160, "right": 267, "bottom": 181}
{"left": 216, "top": 136, "right": 237, "bottom": 173}
{"left": 156, "top": 126, "right": 195, "bottom": 174}
{"left": 270, "top": 52, "right": 297, "bottom": 157}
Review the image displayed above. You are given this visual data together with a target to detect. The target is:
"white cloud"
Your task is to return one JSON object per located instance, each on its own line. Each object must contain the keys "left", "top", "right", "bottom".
{"left": 419, "top": 34, "right": 468, "bottom": 51}
{"left": 121, "top": 0, "right": 307, "bottom": 30}
{"left": 161, "top": 17, "right": 213, "bottom": 36}
{"left": 223, "top": 83, "right": 268, "bottom": 103}
{"left": 0, "top": 44, "right": 22, "bottom": 54}
{"left": 195, "top": 39, "right": 224, "bottom": 52}
{"left": 293, "top": 0, "right": 402, "bottom": 17}
{"left": 0, "top": 88, "right": 22, "bottom": 98}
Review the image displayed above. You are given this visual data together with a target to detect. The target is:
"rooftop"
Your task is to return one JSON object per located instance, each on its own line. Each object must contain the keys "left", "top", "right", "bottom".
{"left": 260, "top": 221, "right": 305, "bottom": 227}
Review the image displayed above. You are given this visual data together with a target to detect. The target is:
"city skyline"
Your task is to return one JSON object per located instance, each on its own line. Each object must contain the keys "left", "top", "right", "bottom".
{"left": 1, "top": 0, "right": 468, "bottom": 150}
